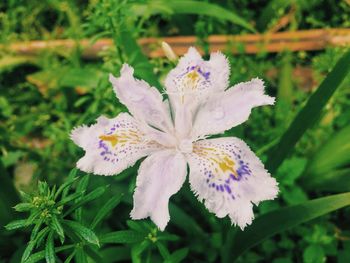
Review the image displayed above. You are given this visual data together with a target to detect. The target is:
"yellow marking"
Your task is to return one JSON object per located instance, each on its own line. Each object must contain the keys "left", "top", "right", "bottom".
{"left": 99, "top": 130, "right": 142, "bottom": 147}
{"left": 193, "top": 145, "right": 239, "bottom": 178}
{"left": 99, "top": 134, "right": 119, "bottom": 147}
{"left": 187, "top": 70, "right": 199, "bottom": 83}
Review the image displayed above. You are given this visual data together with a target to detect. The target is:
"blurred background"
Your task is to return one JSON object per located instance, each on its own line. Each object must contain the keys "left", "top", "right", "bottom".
{"left": 1, "top": 0, "right": 350, "bottom": 262}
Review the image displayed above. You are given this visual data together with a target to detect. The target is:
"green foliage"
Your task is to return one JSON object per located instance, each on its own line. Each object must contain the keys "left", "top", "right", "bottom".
{"left": 226, "top": 192, "right": 350, "bottom": 261}
{"left": 267, "top": 49, "right": 350, "bottom": 173}
{"left": 5, "top": 170, "right": 118, "bottom": 262}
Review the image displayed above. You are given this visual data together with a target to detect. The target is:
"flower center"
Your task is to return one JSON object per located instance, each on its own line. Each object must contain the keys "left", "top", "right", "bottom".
{"left": 178, "top": 139, "right": 193, "bottom": 153}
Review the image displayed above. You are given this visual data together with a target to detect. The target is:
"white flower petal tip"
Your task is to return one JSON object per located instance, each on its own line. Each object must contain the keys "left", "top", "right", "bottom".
{"left": 165, "top": 47, "right": 230, "bottom": 104}
{"left": 130, "top": 151, "right": 187, "bottom": 231}
{"left": 249, "top": 78, "right": 275, "bottom": 105}
{"left": 192, "top": 77, "right": 276, "bottom": 137}
{"left": 71, "top": 113, "right": 160, "bottom": 176}
{"left": 109, "top": 63, "right": 173, "bottom": 132}
{"left": 188, "top": 137, "right": 279, "bottom": 230}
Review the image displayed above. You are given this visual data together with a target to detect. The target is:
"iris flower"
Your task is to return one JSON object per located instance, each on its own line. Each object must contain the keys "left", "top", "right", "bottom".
{"left": 71, "top": 47, "right": 278, "bottom": 230}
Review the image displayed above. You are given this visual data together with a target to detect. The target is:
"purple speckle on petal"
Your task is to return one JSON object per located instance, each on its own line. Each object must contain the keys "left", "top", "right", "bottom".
{"left": 224, "top": 184, "right": 232, "bottom": 193}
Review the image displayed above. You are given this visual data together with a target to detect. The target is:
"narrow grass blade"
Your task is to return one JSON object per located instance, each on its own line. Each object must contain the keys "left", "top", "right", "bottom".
{"left": 227, "top": 192, "right": 350, "bottom": 261}
{"left": 266, "top": 50, "right": 350, "bottom": 173}
{"left": 163, "top": 0, "right": 255, "bottom": 32}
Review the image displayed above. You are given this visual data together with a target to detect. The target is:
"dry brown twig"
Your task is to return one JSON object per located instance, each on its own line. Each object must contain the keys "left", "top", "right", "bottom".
{"left": 2, "top": 28, "right": 350, "bottom": 59}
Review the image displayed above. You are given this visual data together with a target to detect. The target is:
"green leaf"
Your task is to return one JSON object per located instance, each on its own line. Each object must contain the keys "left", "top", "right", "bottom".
{"left": 45, "top": 232, "right": 55, "bottom": 263}
{"left": 165, "top": 248, "right": 189, "bottom": 263}
{"left": 5, "top": 219, "right": 28, "bottom": 230}
{"left": 55, "top": 170, "right": 78, "bottom": 200}
{"left": 304, "top": 124, "right": 350, "bottom": 187}
{"left": 63, "top": 185, "right": 107, "bottom": 217}
{"left": 267, "top": 50, "right": 350, "bottom": 173}
{"left": 276, "top": 157, "right": 307, "bottom": 185}
{"left": 227, "top": 192, "right": 350, "bottom": 261}
{"left": 51, "top": 215, "right": 65, "bottom": 244}
{"left": 303, "top": 244, "right": 325, "bottom": 263}
{"left": 35, "top": 227, "right": 50, "bottom": 249}
{"left": 168, "top": 0, "right": 255, "bottom": 32}
{"left": 169, "top": 203, "right": 206, "bottom": 237}
{"left": 84, "top": 246, "right": 103, "bottom": 262}
{"left": 157, "top": 233, "right": 180, "bottom": 242}
{"left": 24, "top": 245, "right": 75, "bottom": 263}
{"left": 73, "top": 174, "right": 90, "bottom": 221}
{"left": 14, "top": 203, "right": 33, "bottom": 212}
{"left": 117, "top": 29, "right": 160, "bottom": 88}
{"left": 21, "top": 241, "right": 36, "bottom": 263}
{"left": 303, "top": 168, "right": 350, "bottom": 192}
{"left": 56, "top": 192, "right": 85, "bottom": 207}
{"left": 62, "top": 220, "right": 100, "bottom": 246}
{"left": 30, "top": 219, "right": 43, "bottom": 241}
{"left": 132, "top": 0, "right": 255, "bottom": 32}
{"left": 90, "top": 194, "right": 123, "bottom": 229}
{"left": 99, "top": 230, "right": 145, "bottom": 244}
{"left": 64, "top": 250, "right": 76, "bottom": 263}
{"left": 157, "top": 242, "right": 170, "bottom": 260}
{"left": 75, "top": 248, "right": 88, "bottom": 263}
{"left": 131, "top": 240, "right": 150, "bottom": 263}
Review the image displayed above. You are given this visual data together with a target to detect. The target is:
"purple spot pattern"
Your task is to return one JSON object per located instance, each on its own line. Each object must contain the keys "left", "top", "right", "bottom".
{"left": 173, "top": 64, "right": 211, "bottom": 94}
{"left": 193, "top": 141, "right": 252, "bottom": 200}
{"left": 97, "top": 119, "right": 155, "bottom": 164}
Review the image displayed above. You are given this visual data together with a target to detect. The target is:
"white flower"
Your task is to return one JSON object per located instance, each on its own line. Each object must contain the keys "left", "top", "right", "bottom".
{"left": 71, "top": 47, "right": 279, "bottom": 231}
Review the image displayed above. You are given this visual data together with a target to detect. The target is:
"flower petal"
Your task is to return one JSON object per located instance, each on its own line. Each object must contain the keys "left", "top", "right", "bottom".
{"left": 165, "top": 47, "right": 229, "bottom": 102}
{"left": 71, "top": 113, "right": 160, "bottom": 175}
{"left": 192, "top": 78, "right": 275, "bottom": 138}
{"left": 187, "top": 137, "right": 278, "bottom": 229}
{"left": 130, "top": 150, "right": 187, "bottom": 230}
{"left": 164, "top": 47, "right": 230, "bottom": 138}
{"left": 110, "top": 64, "right": 173, "bottom": 133}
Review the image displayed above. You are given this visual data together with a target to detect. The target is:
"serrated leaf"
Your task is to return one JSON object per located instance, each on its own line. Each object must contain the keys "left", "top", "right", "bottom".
{"left": 62, "top": 220, "right": 99, "bottom": 246}
{"left": 100, "top": 230, "right": 145, "bottom": 244}
{"left": 55, "top": 170, "right": 78, "bottom": 200}
{"left": 35, "top": 227, "right": 50, "bottom": 249}
{"left": 74, "top": 175, "right": 90, "bottom": 221}
{"left": 5, "top": 219, "right": 28, "bottom": 230}
{"left": 56, "top": 192, "right": 84, "bottom": 207}
{"left": 21, "top": 240, "right": 36, "bottom": 262}
{"left": 63, "top": 185, "right": 107, "bottom": 217}
{"left": 90, "top": 194, "right": 123, "bottom": 229}
{"left": 24, "top": 245, "right": 75, "bottom": 263}
{"left": 226, "top": 192, "right": 350, "bottom": 261}
{"left": 45, "top": 232, "right": 55, "bottom": 263}
{"left": 14, "top": 203, "right": 33, "bottom": 212}
{"left": 51, "top": 215, "right": 65, "bottom": 243}
{"left": 30, "top": 219, "right": 43, "bottom": 240}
